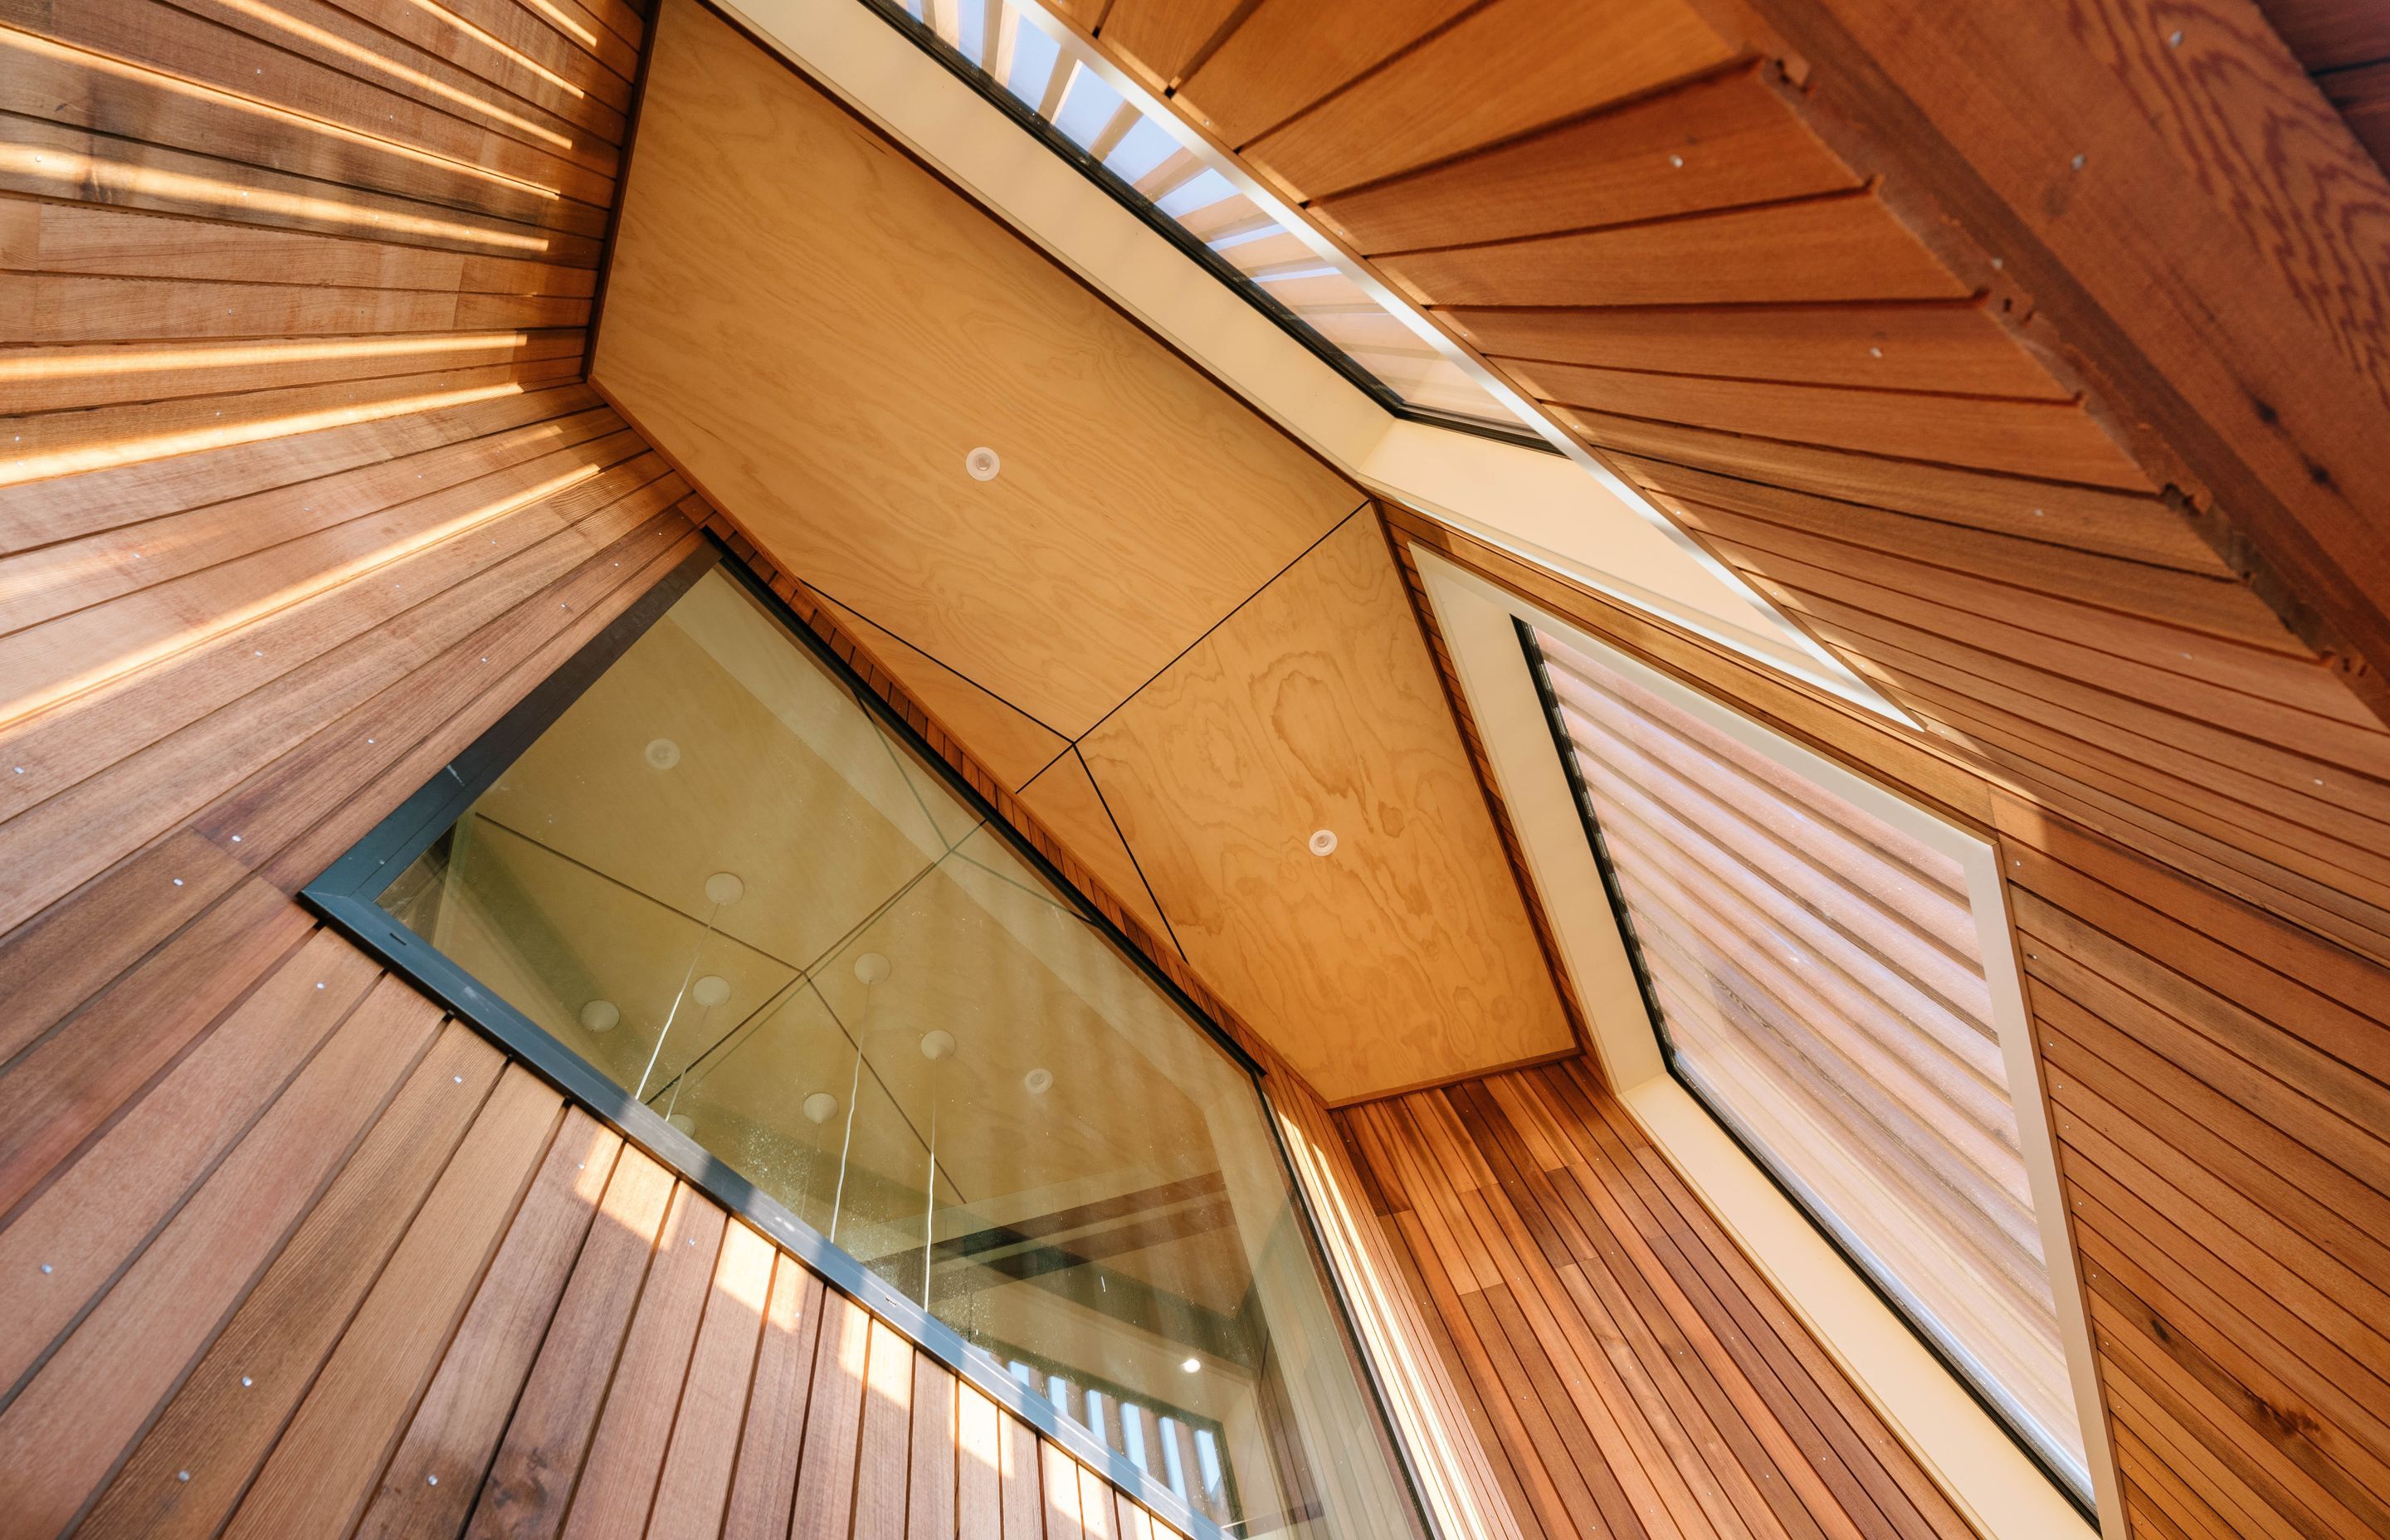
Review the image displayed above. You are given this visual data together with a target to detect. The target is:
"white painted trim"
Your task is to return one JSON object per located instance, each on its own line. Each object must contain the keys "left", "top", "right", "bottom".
{"left": 699, "top": 0, "right": 1902, "bottom": 719}
{"left": 1415, "top": 548, "right": 2118, "bottom": 1540}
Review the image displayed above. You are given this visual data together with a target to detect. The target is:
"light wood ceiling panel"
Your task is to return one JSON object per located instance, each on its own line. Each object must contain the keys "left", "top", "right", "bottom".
{"left": 1017, "top": 749, "right": 1179, "bottom": 952}
{"left": 807, "top": 587, "right": 1071, "bottom": 793}
{"left": 592, "top": 0, "right": 1358, "bottom": 738}
{"left": 593, "top": 0, "right": 1568, "bottom": 1105}
{"left": 1077, "top": 515, "right": 1574, "bottom": 1103}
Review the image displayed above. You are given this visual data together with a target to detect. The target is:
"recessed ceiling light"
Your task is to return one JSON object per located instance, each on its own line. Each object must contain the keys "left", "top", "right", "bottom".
{"left": 666, "top": 1113, "right": 696, "bottom": 1136}
{"left": 692, "top": 975, "right": 730, "bottom": 1007}
{"left": 579, "top": 1000, "right": 620, "bottom": 1033}
{"left": 704, "top": 871, "right": 744, "bottom": 905}
{"left": 920, "top": 1029, "right": 956, "bottom": 1061}
{"left": 854, "top": 952, "right": 891, "bottom": 985}
{"left": 802, "top": 1091, "right": 839, "bottom": 1124}
{"left": 1022, "top": 1067, "right": 1053, "bottom": 1094}
{"left": 964, "top": 446, "right": 1001, "bottom": 481}
{"left": 1180, "top": 1357, "right": 1201, "bottom": 1374}
{"left": 1308, "top": 828, "right": 1338, "bottom": 856}
{"left": 644, "top": 737, "right": 680, "bottom": 769}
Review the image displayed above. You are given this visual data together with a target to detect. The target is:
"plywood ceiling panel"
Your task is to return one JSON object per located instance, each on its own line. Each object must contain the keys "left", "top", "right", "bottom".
{"left": 1077, "top": 516, "right": 1574, "bottom": 1103}
{"left": 1017, "top": 750, "right": 1179, "bottom": 953}
{"left": 807, "top": 588, "right": 1071, "bottom": 793}
{"left": 592, "top": 0, "right": 1358, "bottom": 738}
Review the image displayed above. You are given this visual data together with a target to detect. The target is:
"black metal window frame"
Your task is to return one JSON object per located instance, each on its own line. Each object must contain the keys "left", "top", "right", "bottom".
{"left": 1512, "top": 618, "right": 2097, "bottom": 1522}
{"left": 301, "top": 535, "right": 1436, "bottom": 1540}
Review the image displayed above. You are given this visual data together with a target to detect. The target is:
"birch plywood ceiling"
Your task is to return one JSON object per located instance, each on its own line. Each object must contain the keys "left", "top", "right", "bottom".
{"left": 591, "top": 0, "right": 1573, "bottom": 1102}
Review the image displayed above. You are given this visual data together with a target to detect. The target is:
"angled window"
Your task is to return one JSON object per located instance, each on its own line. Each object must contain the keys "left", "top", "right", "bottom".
{"left": 308, "top": 549, "right": 1426, "bottom": 1540}
{"left": 1525, "top": 623, "right": 2090, "bottom": 1504}
{"left": 872, "top": 0, "right": 1534, "bottom": 434}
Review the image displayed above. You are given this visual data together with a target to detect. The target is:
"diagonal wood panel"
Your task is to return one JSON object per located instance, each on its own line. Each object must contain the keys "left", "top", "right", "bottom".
{"left": 1078, "top": 515, "right": 1573, "bottom": 1104}
{"left": 591, "top": 0, "right": 1358, "bottom": 738}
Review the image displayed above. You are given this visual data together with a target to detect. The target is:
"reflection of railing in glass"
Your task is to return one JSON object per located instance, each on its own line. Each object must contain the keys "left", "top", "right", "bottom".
{"left": 363, "top": 563, "right": 1422, "bottom": 1539}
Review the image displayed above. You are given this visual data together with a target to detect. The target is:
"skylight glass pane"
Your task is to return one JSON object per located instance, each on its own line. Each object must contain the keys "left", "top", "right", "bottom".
{"left": 868, "top": 0, "right": 1529, "bottom": 430}
{"left": 1154, "top": 168, "right": 1236, "bottom": 218}
{"left": 1102, "top": 115, "right": 1178, "bottom": 183}
{"left": 1002, "top": 19, "right": 1058, "bottom": 104}
{"left": 1050, "top": 61, "right": 1124, "bottom": 148}
{"left": 1530, "top": 626, "right": 2089, "bottom": 1503}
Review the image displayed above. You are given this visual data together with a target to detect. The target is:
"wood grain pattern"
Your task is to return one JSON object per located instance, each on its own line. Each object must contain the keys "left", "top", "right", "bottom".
{"left": 1340, "top": 1061, "right": 1979, "bottom": 1540}
{"left": 592, "top": 0, "right": 1357, "bottom": 737}
{"left": 1240, "top": 0, "right": 1737, "bottom": 199}
{"left": 1379, "top": 192, "right": 1969, "bottom": 307}
{"left": 1316, "top": 65, "right": 1859, "bottom": 253}
{"left": 1396, "top": 508, "right": 2390, "bottom": 1540}
{"left": 1079, "top": 514, "right": 1572, "bottom": 1102}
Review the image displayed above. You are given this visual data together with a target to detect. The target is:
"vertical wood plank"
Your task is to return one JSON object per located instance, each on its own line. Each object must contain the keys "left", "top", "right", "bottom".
{"left": 854, "top": 1317, "right": 920, "bottom": 1540}
{"left": 0, "top": 929, "right": 378, "bottom": 1395}
{"left": 557, "top": 1183, "right": 730, "bottom": 1540}
{"left": 719, "top": 1258, "right": 825, "bottom": 1540}
{"left": 222, "top": 1065, "right": 566, "bottom": 1538}
{"left": 958, "top": 1383, "right": 1005, "bottom": 1540}
{"left": 468, "top": 1149, "right": 679, "bottom": 1540}
{"left": 788, "top": 1291, "right": 875, "bottom": 1539}
{"left": 0, "top": 977, "right": 441, "bottom": 1538}
{"left": 909, "top": 1353, "right": 958, "bottom": 1540}
{"left": 354, "top": 1113, "right": 625, "bottom": 1540}
{"left": 645, "top": 1220, "right": 779, "bottom": 1540}
{"left": 77, "top": 1023, "right": 507, "bottom": 1540}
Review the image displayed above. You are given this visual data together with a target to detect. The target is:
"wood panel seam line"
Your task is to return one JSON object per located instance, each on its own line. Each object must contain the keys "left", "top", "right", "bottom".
{"left": 1578, "top": 408, "right": 2166, "bottom": 504}
{"left": 1070, "top": 743, "right": 1192, "bottom": 963}
{"left": 0, "top": 893, "right": 324, "bottom": 1150}
{"left": 188, "top": 1036, "right": 517, "bottom": 1528}
{"left": 1279, "top": 49, "right": 1763, "bottom": 202}
{"left": 0, "top": 383, "right": 608, "bottom": 562}
{"left": 35, "top": 1002, "right": 451, "bottom": 1523}
{"left": 1488, "top": 357, "right": 2086, "bottom": 410}
{"left": 791, "top": 581, "right": 1076, "bottom": 743}
{"left": 1363, "top": 182, "right": 1906, "bottom": 260}
{"left": 1065, "top": 500, "right": 1370, "bottom": 749}
{"left": 524, "top": 1180, "right": 680, "bottom": 1533}
{"left": 347, "top": 1094, "right": 571, "bottom": 1536}
{"left": 0, "top": 948, "right": 386, "bottom": 1401}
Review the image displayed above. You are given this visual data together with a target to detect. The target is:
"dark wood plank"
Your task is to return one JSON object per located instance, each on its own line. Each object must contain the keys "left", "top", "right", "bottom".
{"left": 354, "top": 1113, "right": 625, "bottom": 1540}
{"left": 1318, "top": 65, "right": 1857, "bottom": 253}
{"left": 466, "top": 1152, "right": 678, "bottom": 1540}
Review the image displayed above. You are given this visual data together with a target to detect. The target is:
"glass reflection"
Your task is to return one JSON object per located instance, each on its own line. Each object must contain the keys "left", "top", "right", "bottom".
{"left": 373, "top": 566, "right": 1418, "bottom": 1539}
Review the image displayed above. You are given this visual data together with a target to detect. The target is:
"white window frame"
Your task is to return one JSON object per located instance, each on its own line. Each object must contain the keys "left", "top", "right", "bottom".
{"left": 1415, "top": 548, "right": 2119, "bottom": 1540}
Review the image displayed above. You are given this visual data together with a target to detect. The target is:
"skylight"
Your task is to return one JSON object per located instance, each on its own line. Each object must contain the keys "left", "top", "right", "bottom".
{"left": 876, "top": 0, "right": 1532, "bottom": 431}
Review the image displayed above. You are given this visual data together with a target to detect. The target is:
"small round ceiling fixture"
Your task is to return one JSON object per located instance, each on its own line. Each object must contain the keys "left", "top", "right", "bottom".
{"left": 853, "top": 952, "right": 891, "bottom": 986}
{"left": 920, "top": 1029, "right": 957, "bottom": 1061}
{"left": 1180, "top": 1357, "right": 1201, "bottom": 1374}
{"left": 579, "top": 1000, "right": 621, "bottom": 1033}
{"left": 802, "top": 1091, "right": 839, "bottom": 1125}
{"left": 692, "top": 974, "right": 731, "bottom": 1008}
{"left": 1308, "top": 828, "right": 1339, "bottom": 857}
{"left": 644, "top": 737, "right": 680, "bottom": 770}
{"left": 666, "top": 1113, "right": 696, "bottom": 1136}
{"left": 704, "top": 871, "right": 744, "bottom": 906}
{"left": 964, "top": 446, "right": 1000, "bottom": 482}
{"left": 1022, "top": 1066, "right": 1054, "bottom": 1095}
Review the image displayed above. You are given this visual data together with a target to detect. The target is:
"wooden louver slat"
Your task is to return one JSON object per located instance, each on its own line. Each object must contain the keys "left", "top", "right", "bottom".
{"left": 1532, "top": 627, "right": 2085, "bottom": 1489}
